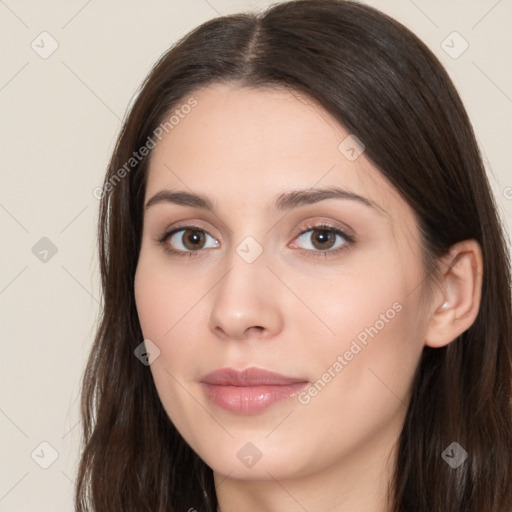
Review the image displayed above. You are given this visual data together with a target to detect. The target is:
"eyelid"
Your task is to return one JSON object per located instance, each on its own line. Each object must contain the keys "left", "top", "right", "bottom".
{"left": 158, "top": 219, "right": 218, "bottom": 239}
{"left": 292, "top": 219, "right": 354, "bottom": 239}
{"left": 289, "top": 221, "right": 354, "bottom": 255}
{"left": 155, "top": 223, "right": 218, "bottom": 259}
{"left": 156, "top": 222, "right": 219, "bottom": 246}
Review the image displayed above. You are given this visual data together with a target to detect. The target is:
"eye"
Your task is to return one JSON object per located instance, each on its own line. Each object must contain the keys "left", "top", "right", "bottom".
{"left": 157, "top": 222, "right": 354, "bottom": 258}
{"left": 158, "top": 226, "right": 219, "bottom": 256}
{"left": 291, "top": 223, "right": 353, "bottom": 256}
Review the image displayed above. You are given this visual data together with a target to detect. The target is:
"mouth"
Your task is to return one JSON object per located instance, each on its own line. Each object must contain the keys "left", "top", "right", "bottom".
{"left": 200, "top": 367, "right": 309, "bottom": 414}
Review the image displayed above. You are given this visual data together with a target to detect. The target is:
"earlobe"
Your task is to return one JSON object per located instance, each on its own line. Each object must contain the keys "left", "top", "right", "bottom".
{"left": 424, "top": 240, "right": 483, "bottom": 348}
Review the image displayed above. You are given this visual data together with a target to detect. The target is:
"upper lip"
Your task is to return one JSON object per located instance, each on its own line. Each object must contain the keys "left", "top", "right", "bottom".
{"left": 201, "top": 367, "right": 308, "bottom": 386}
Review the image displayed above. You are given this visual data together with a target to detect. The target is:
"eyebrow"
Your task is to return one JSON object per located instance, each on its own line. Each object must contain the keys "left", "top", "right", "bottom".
{"left": 144, "top": 186, "right": 387, "bottom": 216}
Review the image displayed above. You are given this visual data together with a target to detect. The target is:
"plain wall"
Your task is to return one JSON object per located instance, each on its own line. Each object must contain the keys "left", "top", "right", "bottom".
{"left": 1, "top": 1, "right": 510, "bottom": 510}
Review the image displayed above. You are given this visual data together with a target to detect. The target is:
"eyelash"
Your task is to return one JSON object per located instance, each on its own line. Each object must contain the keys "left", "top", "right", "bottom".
{"left": 293, "top": 222, "right": 355, "bottom": 258}
{"left": 156, "top": 222, "right": 355, "bottom": 259}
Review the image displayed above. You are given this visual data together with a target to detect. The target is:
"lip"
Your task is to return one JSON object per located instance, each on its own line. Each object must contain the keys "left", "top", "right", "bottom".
{"left": 201, "top": 367, "right": 309, "bottom": 414}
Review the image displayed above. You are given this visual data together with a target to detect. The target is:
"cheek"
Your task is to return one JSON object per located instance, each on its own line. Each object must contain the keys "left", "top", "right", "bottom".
{"left": 290, "top": 288, "right": 424, "bottom": 474}
{"left": 314, "top": 245, "right": 420, "bottom": 350}
{"left": 133, "top": 250, "right": 215, "bottom": 386}
{"left": 134, "top": 256, "right": 209, "bottom": 446}
{"left": 301, "top": 246, "right": 425, "bottom": 412}
{"left": 134, "top": 250, "right": 205, "bottom": 347}
{"left": 133, "top": 253, "right": 200, "bottom": 405}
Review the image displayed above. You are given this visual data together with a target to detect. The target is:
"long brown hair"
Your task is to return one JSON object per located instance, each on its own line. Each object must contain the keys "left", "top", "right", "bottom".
{"left": 75, "top": 1, "right": 512, "bottom": 510}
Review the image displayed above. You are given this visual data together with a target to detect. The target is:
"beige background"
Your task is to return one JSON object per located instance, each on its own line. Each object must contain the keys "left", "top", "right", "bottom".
{"left": 1, "top": 1, "right": 510, "bottom": 510}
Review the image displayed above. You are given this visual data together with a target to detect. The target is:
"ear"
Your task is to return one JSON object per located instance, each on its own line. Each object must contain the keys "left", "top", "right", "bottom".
{"left": 424, "top": 239, "right": 483, "bottom": 348}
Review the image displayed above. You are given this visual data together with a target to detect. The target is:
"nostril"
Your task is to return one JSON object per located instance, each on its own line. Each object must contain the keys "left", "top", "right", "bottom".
{"left": 246, "top": 325, "right": 265, "bottom": 336}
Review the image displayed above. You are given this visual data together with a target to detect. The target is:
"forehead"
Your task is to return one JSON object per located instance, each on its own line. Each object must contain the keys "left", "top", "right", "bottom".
{"left": 145, "top": 83, "right": 408, "bottom": 225}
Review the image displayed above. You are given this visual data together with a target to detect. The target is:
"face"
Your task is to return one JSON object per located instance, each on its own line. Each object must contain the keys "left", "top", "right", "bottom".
{"left": 134, "top": 83, "right": 432, "bottom": 482}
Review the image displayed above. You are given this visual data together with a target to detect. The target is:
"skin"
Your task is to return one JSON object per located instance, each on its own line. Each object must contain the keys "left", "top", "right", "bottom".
{"left": 134, "top": 83, "right": 483, "bottom": 512}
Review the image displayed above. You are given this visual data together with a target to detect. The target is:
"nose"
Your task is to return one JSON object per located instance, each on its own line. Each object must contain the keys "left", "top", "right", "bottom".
{"left": 208, "top": 250, "right": 283, "bottom": 342}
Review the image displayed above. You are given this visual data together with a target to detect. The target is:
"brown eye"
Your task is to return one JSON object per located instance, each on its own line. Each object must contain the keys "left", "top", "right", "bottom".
{"left": 310, "top": 229, "right": 337, "bottom": 250}
{"left": 164, "top": 227, "right": 219, "bottom": 254}
{"left": 181, "top": 229, "right": 206, "bottom": 250}
{"left": 293, "top": 224, "right": 352, "bottom": 255}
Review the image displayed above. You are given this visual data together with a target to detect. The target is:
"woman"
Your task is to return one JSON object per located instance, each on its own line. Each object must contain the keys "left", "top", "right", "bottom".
{"left": 75, "top": 1, "right": 512, "bottom": 511}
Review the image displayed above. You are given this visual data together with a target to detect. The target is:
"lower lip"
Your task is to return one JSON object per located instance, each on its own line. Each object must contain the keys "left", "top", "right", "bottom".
{"left": 202, "top": 383, "right": 308, "bottom": 414}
